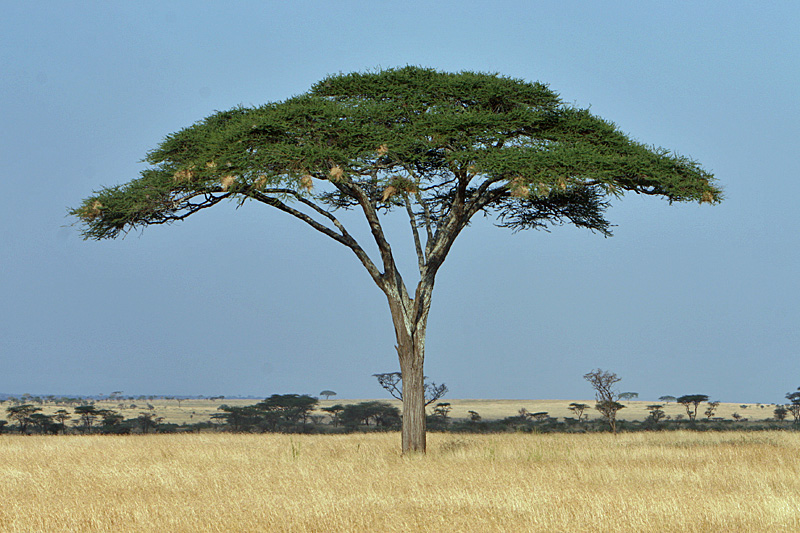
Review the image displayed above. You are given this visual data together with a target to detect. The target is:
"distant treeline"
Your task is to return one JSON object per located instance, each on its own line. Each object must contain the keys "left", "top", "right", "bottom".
{"left": 5, "top": 393, "right": 799, "bottom": 436}
{"left": 0, "top": 393, "right": 229, "bottom": 405}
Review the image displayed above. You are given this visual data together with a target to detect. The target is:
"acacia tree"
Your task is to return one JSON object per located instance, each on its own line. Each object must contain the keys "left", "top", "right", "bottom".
{"left": 584, "top": 369, "right": 625, "bottom": 434}
{"left": 568, "top": 402, "right": 589, "bottom": 422}
{"left": 677, "top": 394, "right": 709, "bottom": 422}
{"left": 6, "top": 404, "right": 41, "bottom": 434}
{"left": 71, "top": 67, "right": 720, "bottom": 453}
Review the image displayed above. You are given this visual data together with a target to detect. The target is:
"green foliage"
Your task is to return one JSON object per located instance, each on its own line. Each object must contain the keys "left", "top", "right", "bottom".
{"left": 72, "top": 66, "right": 720, "bottom": 241}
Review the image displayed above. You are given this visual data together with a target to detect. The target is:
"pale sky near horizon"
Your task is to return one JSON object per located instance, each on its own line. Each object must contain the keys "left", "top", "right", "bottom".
{"left": 2, "top": 2, "right": 798, "bottom": 403}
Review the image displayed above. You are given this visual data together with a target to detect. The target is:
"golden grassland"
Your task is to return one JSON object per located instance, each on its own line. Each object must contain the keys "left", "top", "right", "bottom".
{"left": 5, "top": 398, "right": 779, "bottom": 426}
{"left": 1, "top": 431, "right": 799, "bottom": 532}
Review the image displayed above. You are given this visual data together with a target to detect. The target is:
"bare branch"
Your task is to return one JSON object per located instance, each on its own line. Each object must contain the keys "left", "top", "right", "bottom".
{"left": 373, "top": 372, "right": 448, "bottom": 406}
{"left": 403, "top": 193, "right": 425, "bottom": 273}
{"left": 332, "top": 179, "right": 411, "bottom": 302}
{"left": 248, "top": 189, "right": 384, "bottom": 287}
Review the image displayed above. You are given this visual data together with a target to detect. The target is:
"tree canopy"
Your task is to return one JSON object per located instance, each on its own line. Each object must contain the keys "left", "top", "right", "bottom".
{"left": 72, "top": 66, "right": 720, "bottom": 453}
{"left": 72, "top": 66, "right": 719, "bottom": 246}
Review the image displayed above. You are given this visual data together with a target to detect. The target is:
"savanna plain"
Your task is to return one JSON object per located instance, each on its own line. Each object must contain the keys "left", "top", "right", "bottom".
{"left": 2, "top": 429, "right": 799, "bottom": 532}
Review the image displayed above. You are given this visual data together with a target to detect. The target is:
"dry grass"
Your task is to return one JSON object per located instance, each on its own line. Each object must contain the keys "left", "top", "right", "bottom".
{"left": 1, "top": 431, "right": 798, "bottom": 532}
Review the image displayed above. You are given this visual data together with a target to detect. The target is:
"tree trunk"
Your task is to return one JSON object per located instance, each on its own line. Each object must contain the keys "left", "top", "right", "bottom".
{"left": 399, "top": 339, "right": 426, "bottom": 453}
{"left": 387, "top": 291, "right": 430, "bottom": 454}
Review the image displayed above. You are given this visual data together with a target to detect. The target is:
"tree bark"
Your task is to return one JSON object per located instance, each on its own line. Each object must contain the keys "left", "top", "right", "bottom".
{"left": 386, "top": 290, "right": 430, "bottom": 454}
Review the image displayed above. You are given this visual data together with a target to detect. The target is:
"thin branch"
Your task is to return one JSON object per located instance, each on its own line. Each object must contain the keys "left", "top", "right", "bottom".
{"left": 332, "top": 179, "right": 410, "bottom": 301}
{"left": 403, "top": 193, "right": 425, "bottom": 273}
{"left": 247, "top": 189, "right": 384, "bottom": 287}
{"left": 401, "top": 165, "right": 437, "bottom": 244}
{"left": 414, "top": 189, "right": 435, "bottom": 246}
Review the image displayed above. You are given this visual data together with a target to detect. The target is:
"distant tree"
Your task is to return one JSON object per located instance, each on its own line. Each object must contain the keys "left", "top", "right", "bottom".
{"left": 618, "top": 392, "right": 639, "bottom": 401}
{"left": 212, "top": 405, "right": 263, "bottom": 432}
{"left": 373, "top": 372, "right": 447, "bottom": 406}
{"left": 256, "top": 394, "right": 319, "bottom": 426}
{"left": 29, "top": 413, "right": 56, "bottom": 434}
{"left": 340, "top": 401, "right": 401, "bottom": 429}
{"left": 54, "top": 409, "right": 72, "bottom": 434}
{"left": 137, "top": 412, "right": 164, "bottom": 434}
{"left": 677, "top": 395, "right": 709, "bottom": 422}
{"left": 6, "top": 404, "right": 41, "bottom": 434}
{"left": 584, "top": 369, "right": 625, "bottom": 434}
{"left": 74, "top": 405, "right": 101, "bottom": 433}
{"left": 468, "top": 410, "right": 481, "bottom": 422}
{"left": 704, "top": 401, "right": 721, "bottom": 420}
{"left": 659, "top": 395, "right": 676, "bottom": 404}
{"left": 319, "top": 390, "right": 337, "bottom": 400}
{"left": 568, "top": 402, "right": 589, "bottom": 422}
{"left": 731, "top": 412, "right": 743, "bottom": 422}
{"left": 774, "top": 406, "right": 788, "bottom": 422}
{"left": 595, "top": 401, "right": 626, "bottom": 434}
{"left": 99, "top": 409, "right": 125, "bottom": 431}
{"left": 321, "top": 404, "right": 344, "bottom": 427}
{"left": 646, "top": 404, "right": 666, "bottom": 424}
{"left": 433, "top": 402, "right": 452, "bottom": 421}
{"left": 785, "top": 391, "right": 800, "bottom": 423}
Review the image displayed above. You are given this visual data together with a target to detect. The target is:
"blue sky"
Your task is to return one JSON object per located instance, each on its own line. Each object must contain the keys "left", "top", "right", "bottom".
{"left": 2, "top": 2, "right": 798, "bottom": 402}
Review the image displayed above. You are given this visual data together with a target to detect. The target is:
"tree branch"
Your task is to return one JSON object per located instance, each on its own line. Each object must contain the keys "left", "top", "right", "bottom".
{"left": 248, "top": 189, "right": 384, "bottom": 287}
{"left": 403, "top": 192, "right": 426, "bottom": 273}
{"left": 332, "top": 179, "right": 411, "bottom": 302}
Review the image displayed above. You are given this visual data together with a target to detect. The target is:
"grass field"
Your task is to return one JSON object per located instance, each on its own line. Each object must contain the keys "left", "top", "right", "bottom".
{"left": 1, "top": 431, "right": 798, "bottom": 532}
